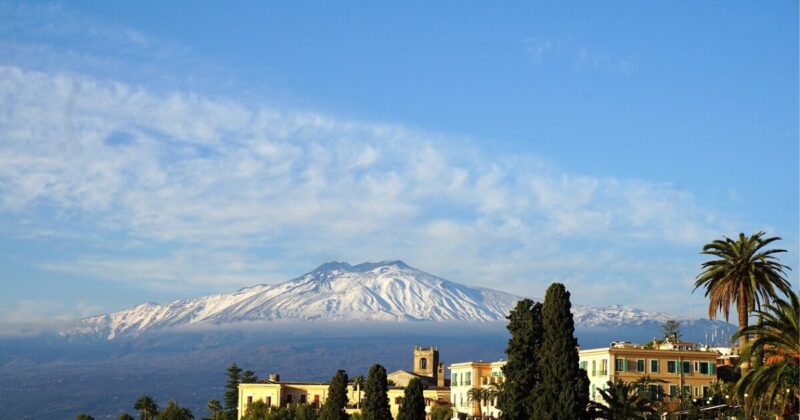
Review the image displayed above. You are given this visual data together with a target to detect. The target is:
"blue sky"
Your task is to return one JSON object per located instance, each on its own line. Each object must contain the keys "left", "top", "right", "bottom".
{"left": 0, "top": 1, "right": 797, "bottom": 324}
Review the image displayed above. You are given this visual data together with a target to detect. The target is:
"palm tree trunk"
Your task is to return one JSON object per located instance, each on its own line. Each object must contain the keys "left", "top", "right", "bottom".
{"left": 737, "top": 290, "right": 751, "bottom": 417}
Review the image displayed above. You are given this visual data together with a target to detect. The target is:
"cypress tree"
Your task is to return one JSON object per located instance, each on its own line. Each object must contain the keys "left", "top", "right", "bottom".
{"left": 241, "top": 370, "right": 258, "bottom": 384}
{"left": 320, "top": 370, "right": 349, "bottom": 420}
{"left": 224, "top": 363, "right": 243, "bottom": 414}
{"left": 396, "top": 378, "right": 425, "bottom": 420}
{"left": 497, "top": 298, "right": 543, "bottom": 420}
{"left": 362, "top": 364, "right": 392, "bottom": 420}
{"left": 530, "top": 283, "right": 585, "bottom": 419}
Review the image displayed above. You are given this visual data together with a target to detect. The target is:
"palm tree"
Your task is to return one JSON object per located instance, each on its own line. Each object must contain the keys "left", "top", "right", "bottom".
{"left": 590, "top": 379, "right": 655, "bottom": 420}
{"left": 693, "top": 232, "right": 791, "bottom": 356}
{"left": 733, "top": 292, "right": 799, "bottom": 418}
{"left": 134, "top": 395, "right": 159, "bottom": 420}
{"left": 353, "top": 375, "right": 366, "bottom": 409}
{"left": 206, "top": 400, "right": 222, "bottom": 419}
{"left": 466, "top": 387, "right": 490, "bottom": 419}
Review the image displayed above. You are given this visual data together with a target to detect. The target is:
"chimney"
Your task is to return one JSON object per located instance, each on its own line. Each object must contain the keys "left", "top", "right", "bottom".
{"left": 268, "top": 373, "right": 280, "bottom": 382}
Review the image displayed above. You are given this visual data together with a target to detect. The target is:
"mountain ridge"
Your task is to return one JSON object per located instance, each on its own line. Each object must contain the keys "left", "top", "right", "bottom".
{"left": 66, "top": 260, "right": 734, "bottom": 341}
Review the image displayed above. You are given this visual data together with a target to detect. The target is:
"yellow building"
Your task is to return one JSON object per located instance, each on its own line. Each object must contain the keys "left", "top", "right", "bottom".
{"left": 448, "top": 360, "right": 505, "bottom": 418}
{"left": 579, "top": 340, "right": 721, "bottom": 403}
{"left": 237, "top": 345, "right": 452, "bottom": 419}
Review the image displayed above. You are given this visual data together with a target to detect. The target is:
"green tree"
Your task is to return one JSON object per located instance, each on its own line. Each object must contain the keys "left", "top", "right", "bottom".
{"left": 352, "top": 374, "right": 366, "bottom": 409}
{"left": 134, "top": 395, "right": 159, "bottom": 420}
{"left": 397, "top": 377, "right": 425, "bottom": 420}
{"left": 119, "top": 414, "right": 135, "bottom": 420}
{"left": 242, "top": 400, "right": 270, "bottom": 420}
{"left": 319, "top": 370, "right": 349, "bottom": 420}
{"left": 530, "top": 283, "right": 585, "bottom": 419}
{"left": 224, "top": 363, "right": 244, "bottom": 415}
{"left": 589, "top": 379, "right": 655, "bottom": 420}
{"left": 661, "top": 319, "right": 681, "bottom": 341}
{"left": 466, "top": 387, "right": 491, "bottom": 419}
{"left": 291, "top": 403, "right": 319, "bottom": 420}
{"left": 429, "top": 405, "right": 452, "bottom": 420}
{"left": 733, "top": 292, "right": 799, "bottom": 418}
{"left": 693, "top": 232, "right": 791, "bottom": 359}
{"left": 241, "top": 370, "right": 259, "bottom": 384}
{"left": 497, "top": 299, "right": 543, "bottom": 420}
{"left": 76, "top": 415, "right": 95, "bottom": 420}
{"left": 362, "top": 364, "right": 392, "bottom": 420}
{"left": 206, "top": 399, "right": 225, "bottom": 420}
{"left": 157, "top": 400, "right": 194, "bottom": 420}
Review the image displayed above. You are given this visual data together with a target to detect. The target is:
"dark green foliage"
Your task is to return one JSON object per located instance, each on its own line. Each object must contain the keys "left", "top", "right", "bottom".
{"left": 396, "top": 378, "right": 425, "bottom": 420}
{"left": 588, "top": 379, "right": 655, "bottom": 420}
{"left": 157, "top": 400, "right": 194, "bottom": 420}
{"left": 76, "top": 415, "right": 95, "bottom": 420}
{"left": 429, "top": 406, "right": 452, "bottom": 420}
{"left": 224, "top": 363, "right": 244, "bottom": 413}
{"left": 497, "top": 298, "right": 543, "bottom": 420}
{"left": 206, "top": 399, "right": 224, "bottom": 420}
{"left": 661, "top": 319, "right": 681, "bottom": 341}
{"left": 576, "top": 368, "right": 591, "bottom": 420}
{"left": 245, "top": 403, "right": 319, "bottom": 420}
{"left": 242, "top": 400, "right": 269, "bottom": 420}
{"left": 530, "top": 283, "right": 584, "bottom": 420}
{"left": 362, "top": 364, "right": 392, "bottom": 420}
{"left": 241, "top": 370, "right": 259, "bottom": 384}
{"left": 319, "top": 370, "right": 348, "bottom": 420}
{"left": 135, "top": 395, "right": 159, "bottom": 420}
{"left": 118, "top": 414, "right": 135, "bottom": 420}
{"left": 291, "top": 404, "right": 319, "bottom": 420}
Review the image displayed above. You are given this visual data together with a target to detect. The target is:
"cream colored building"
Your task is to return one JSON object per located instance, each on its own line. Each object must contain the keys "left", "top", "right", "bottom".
{"left": 237, "top": 377, "right": 448, "bottom": 419}
{"left": 448, "top": 360, "right": 505, "bottom": 419}
{"left": 238, "top": 345, "right": 451, "bottom": 420}
{"left": 579, "top": 340, "right": 721, "bottom": 404}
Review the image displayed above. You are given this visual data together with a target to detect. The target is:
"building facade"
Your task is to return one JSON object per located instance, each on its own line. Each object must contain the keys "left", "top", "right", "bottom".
{"left": 387, "top": 345, "right": 448, "bottom": 388}
{"left": 448, "top": 360, "right": 505, "bottom": 419}
{"left": 579, "top": 340, "right": 721, "bottom": 403}
{"left": 237, "top": 345, "right": 451, "bottom": 420}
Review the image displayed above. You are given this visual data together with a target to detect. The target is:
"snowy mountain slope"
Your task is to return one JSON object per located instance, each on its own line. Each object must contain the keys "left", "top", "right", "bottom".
{"left": 67, "top": 260, "right": 733, "bottom": 340}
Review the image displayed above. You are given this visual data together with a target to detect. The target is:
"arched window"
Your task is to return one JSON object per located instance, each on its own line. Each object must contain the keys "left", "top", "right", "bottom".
{"left": 419, "top": 358, "right": 428, "bottom": 370}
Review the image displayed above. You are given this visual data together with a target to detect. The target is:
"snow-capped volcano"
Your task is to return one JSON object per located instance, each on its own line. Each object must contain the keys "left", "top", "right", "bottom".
{"left": 69, "top": 260, "right": 733, "bottom": 340}
{"left": 71, "top": 260, "right": 518, "bottom": 339}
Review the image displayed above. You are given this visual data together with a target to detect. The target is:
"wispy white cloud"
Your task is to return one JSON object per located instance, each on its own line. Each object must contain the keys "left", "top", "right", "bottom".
{"left": 0, "top": 65, "right": 738, "bottom": 308}
{"left": 575, "top": 47, "right": 638, "bottom": 74}
{"left": 524, "top": 38, "right": 553, "bottom": 63}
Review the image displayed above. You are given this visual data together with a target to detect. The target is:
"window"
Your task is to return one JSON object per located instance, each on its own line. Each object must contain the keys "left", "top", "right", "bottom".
{"left": 601, "top": 359, "right": 608, "bottom": 375}
{"left": 300, "top": 394, "right": 306, "bottom": 404}
{"left": 247, "top": 396, "right": 253, "bottom": 406}
{"left": 667, "top": 360, "right": 677, "bottom": 373}
{"left": 266, "top": 397, "right": 272, "bottom": 407}
{"left": 615, "top": 358, "right": 626, "bottom": 372}
{"left": 287, "top": 395, "right": 293, "bottom": 404}
{"left": 682, "top": 385, "right": 691, "bottom": 397}
{"left": 669, "top": 385, "right": 679, "bottom": 397}
{"left": 682, "top": 361, "right": 691, "bottom": 374}
{"left": 420, "top": 358, "right": 428, "bottom": 370}
{"left": 580, "top": 361, "right": 588, "bottom": 371}
{"left": 591, "top": 384, "right": 596, "bottom": 400}
{"left": 636, "top": 359, "right": 645, "bottom": 373}
{"left": 699, "top": 362, "right": 709, "bottom": 375}
{"left": 591, "top": 360, "right": 596, "bottom": 376}
{"left": 452, "top": 374, "right": 458, "bottom": 387}
{"left": 648, "top": 385, "right": 663, "bottom": 401}
{"left": 465, "top": 372, "right": 472, "bottom": 386}
{"left": 650, "top": 359, "right": 659, "bottom": 373}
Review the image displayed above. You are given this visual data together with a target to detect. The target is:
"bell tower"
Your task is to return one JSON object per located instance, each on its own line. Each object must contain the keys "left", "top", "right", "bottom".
{"left": 413, "top": 345, "right": 439, "bottom": 381}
